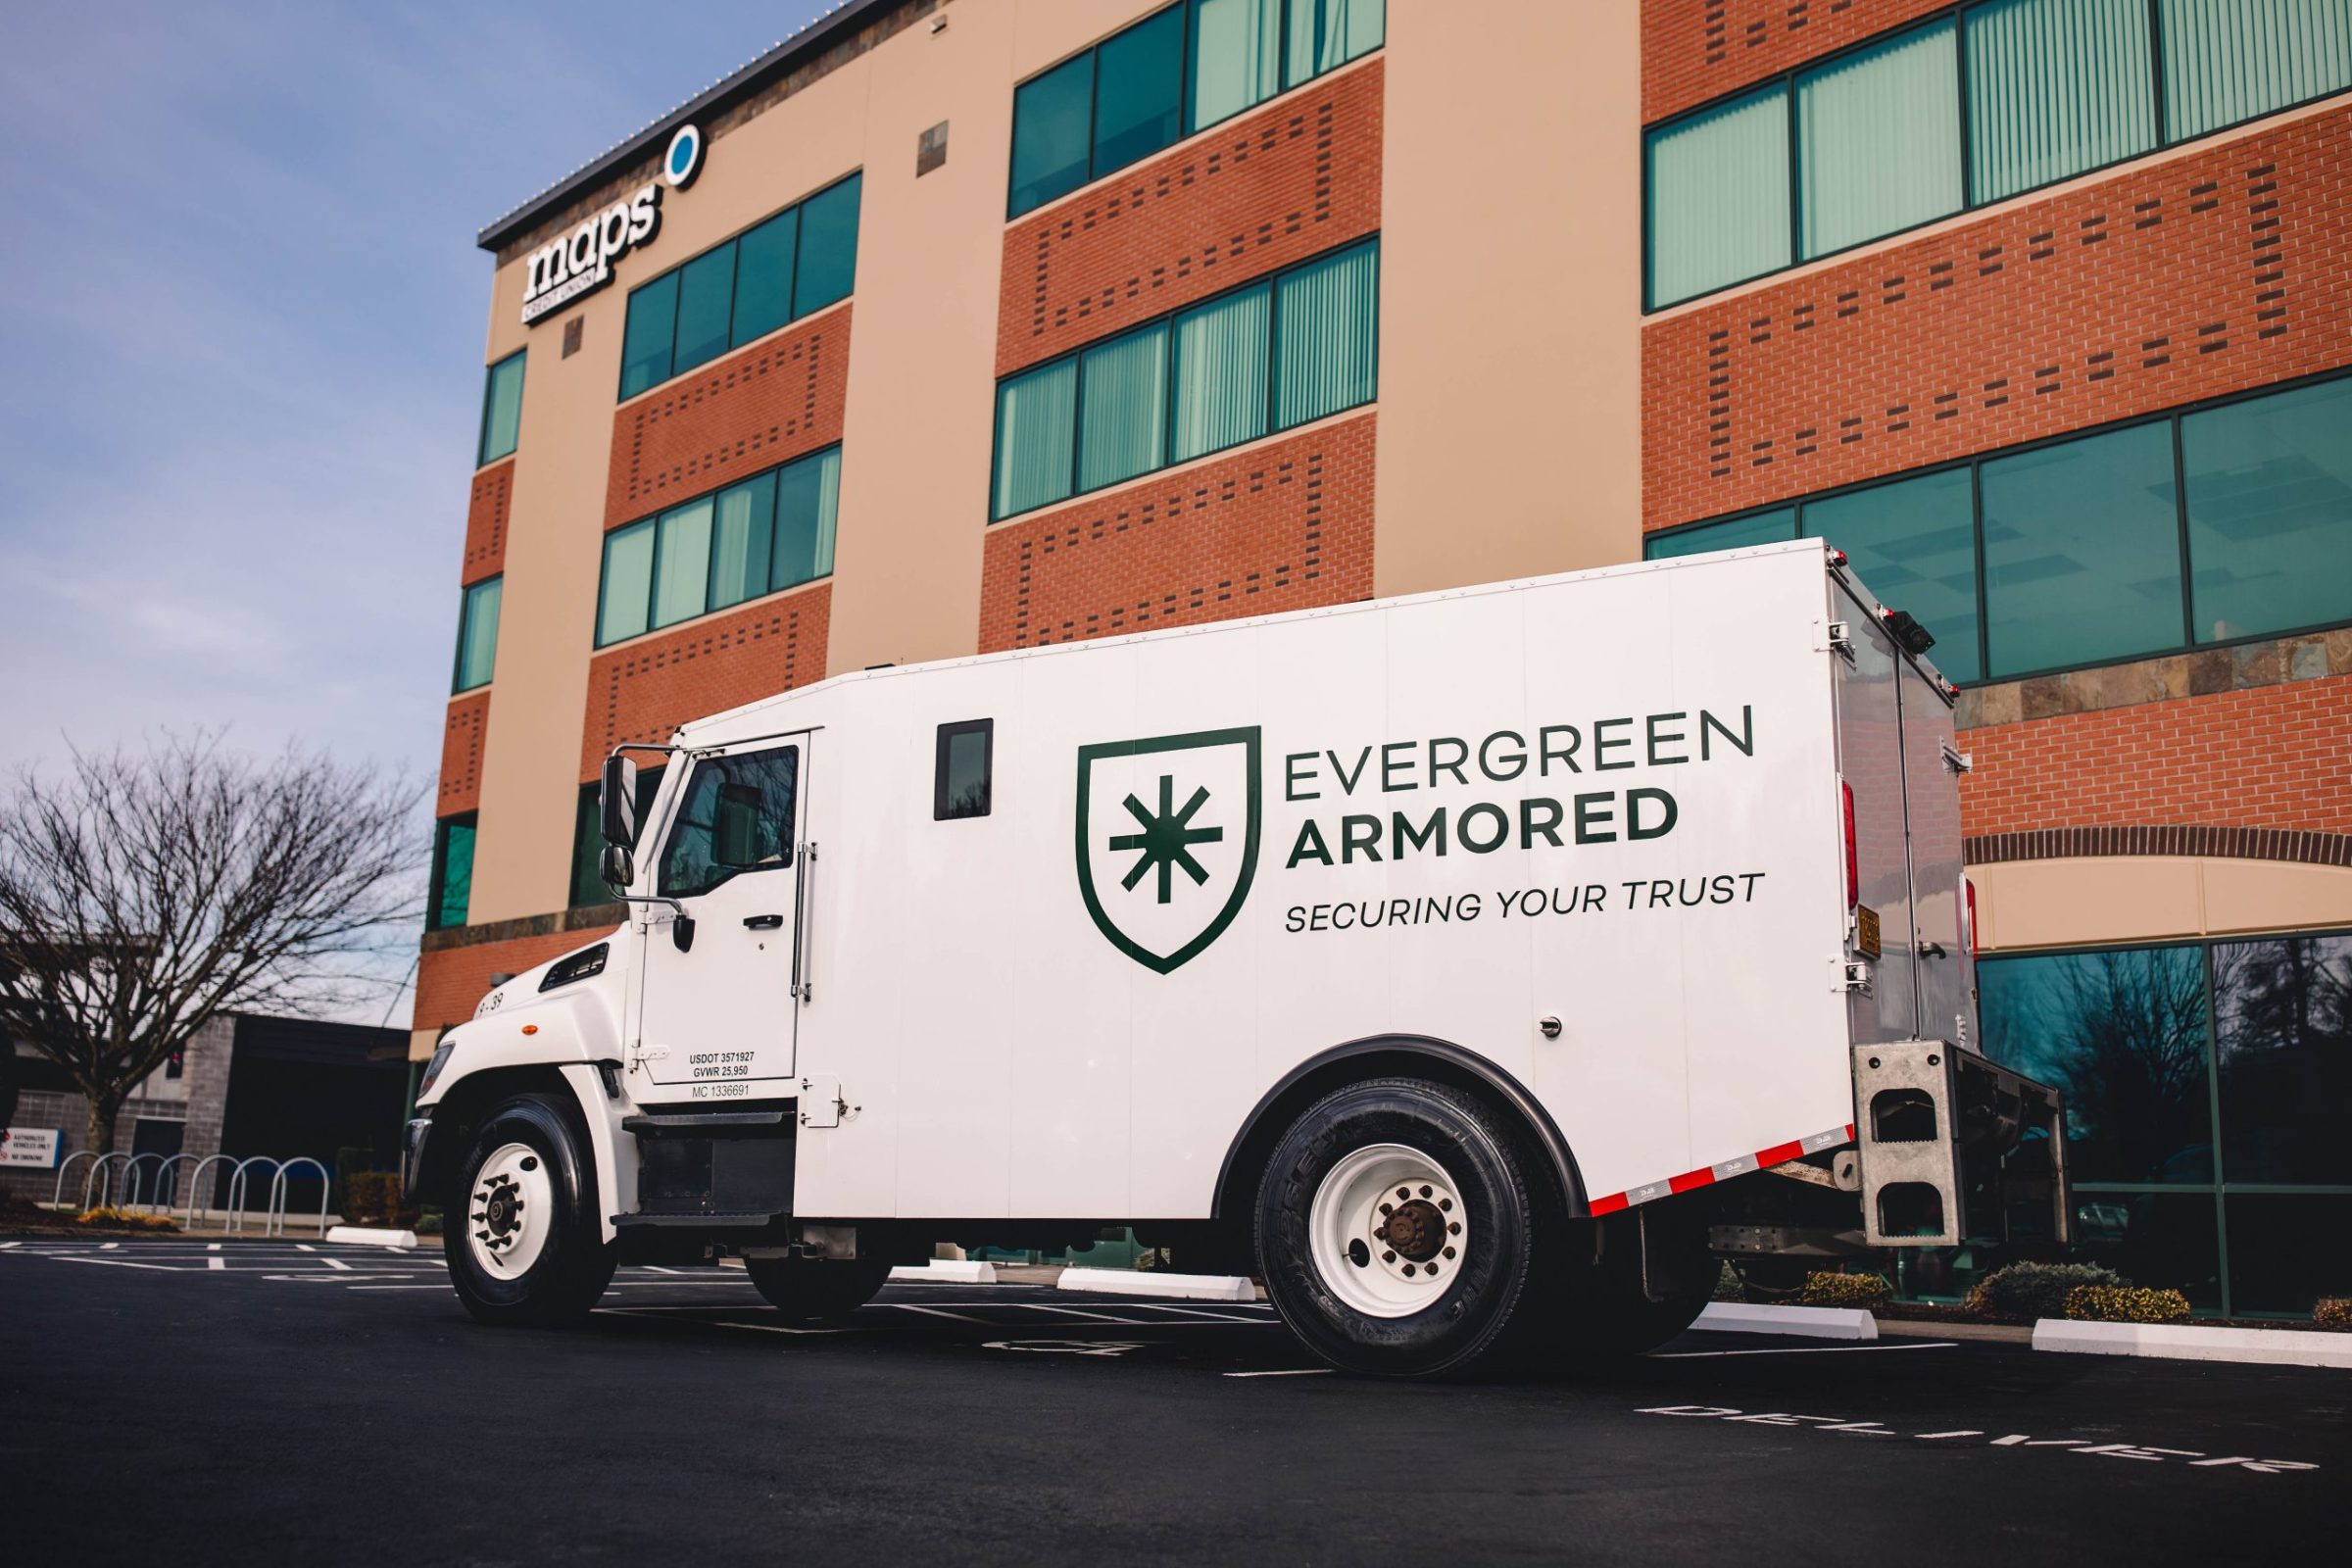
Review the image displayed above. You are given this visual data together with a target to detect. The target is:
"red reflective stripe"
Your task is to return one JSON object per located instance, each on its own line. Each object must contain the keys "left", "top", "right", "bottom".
{"left": 1589, "top": 1192, "right": 1629, "bottom": 1216}
{"left": 1753, "top": 1140, "right": 1804, "bottom": 1167}
{"left": 1668, "top": 1167, "right": 1717, "bottom": 1194}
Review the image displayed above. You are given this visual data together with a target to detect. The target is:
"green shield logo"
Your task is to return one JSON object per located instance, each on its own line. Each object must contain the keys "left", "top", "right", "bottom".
{"left": 1074, "top": 726, "right": 1262, "bottom": 974}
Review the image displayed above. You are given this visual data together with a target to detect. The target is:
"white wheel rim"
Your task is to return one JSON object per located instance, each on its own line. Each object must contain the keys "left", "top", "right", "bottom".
{"left": 467, "top": 1142, "right": 554, "bottom": 1277}
{"left": 1308, "top": 1143, "right": 1468, "bottom": 1319}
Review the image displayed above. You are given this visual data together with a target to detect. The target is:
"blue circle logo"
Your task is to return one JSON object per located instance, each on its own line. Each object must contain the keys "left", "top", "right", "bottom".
{"left": 663, "top": 123, "right": 704, "bottom": 189}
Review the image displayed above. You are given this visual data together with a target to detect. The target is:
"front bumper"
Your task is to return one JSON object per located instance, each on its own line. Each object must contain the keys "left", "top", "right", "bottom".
{"left": 400, "top": 1116, "right": 432, "bottom": 1203}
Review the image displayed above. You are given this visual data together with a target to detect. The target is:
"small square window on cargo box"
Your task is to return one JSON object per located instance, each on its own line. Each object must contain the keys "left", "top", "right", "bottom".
{"left": 935, "top": 718, "right": 993, "bottom": 820}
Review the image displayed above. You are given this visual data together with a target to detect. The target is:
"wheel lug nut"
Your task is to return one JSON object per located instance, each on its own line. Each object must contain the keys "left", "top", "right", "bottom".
{"left": 1439, "top": 1198, "right": 1452, "bottom": 1211}
{"left": 1448, "top": 1222, "right": 1461, "bottom": 1235}
{"left": 1374, "top": 1227, "right": 1389, "bottom": 1241}
{"left": 1418, "top": 1185, "right": 1432, "bottom": 1199}
{"left": 1443, "top": 1246, "right": 1456, "bottom": 1259}
{"left": 1380, "top": 1202, "right": 1393, "bottom": 1215}
{"left": 1426, "top": 1261, "right": 1440, "bottom": 1276}
{"left": 1382, "top": 1250, "right": 1396, "bottom": 1264}
{"left": 1401, "top": 1262, "right": 1416, "bottom": 1276}
{"left": 1397, "top": 1187, "right": 1410, "bottom": 1200}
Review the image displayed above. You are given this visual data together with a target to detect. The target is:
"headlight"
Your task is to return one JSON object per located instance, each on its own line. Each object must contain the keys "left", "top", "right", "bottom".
{"left": 417, "top": 1040, "right": 456, "bottom": 1098}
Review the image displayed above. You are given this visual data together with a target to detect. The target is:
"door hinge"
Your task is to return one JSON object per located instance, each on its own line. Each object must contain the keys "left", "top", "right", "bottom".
{"left": 1820, "top": 619, "right": 1855, "bottom": 662}
{"left": 1836, "top": 958, "right": 1874, "bottom": 995}
{"left": 799, "top": 1073, "right": 857, "bottom": 1129}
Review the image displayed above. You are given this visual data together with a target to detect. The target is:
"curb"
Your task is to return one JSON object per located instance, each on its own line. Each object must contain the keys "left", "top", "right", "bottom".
{"left": 891, "top": 1259, "right": 998, "bottom": 1284}
{"left": 1058, "top": 1268, "right": 1257, "bottom": 1302}
{"left": 2033, "top": 1318, "right": 2352, "bottom": 1369}
{"left": 1695, "top": 1301, "right": 1878, "bottom": 1341}
{"left": 323, "top": 1226, "right": 418, "bottom": 1249}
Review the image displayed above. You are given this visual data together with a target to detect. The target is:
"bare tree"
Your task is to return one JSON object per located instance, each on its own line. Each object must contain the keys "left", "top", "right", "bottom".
{"left": 0, "top": 732, "right": 424, "bottom": 1160}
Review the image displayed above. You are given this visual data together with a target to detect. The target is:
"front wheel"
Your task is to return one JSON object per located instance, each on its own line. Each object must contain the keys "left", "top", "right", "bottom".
{"left": 1255, "top": 1077, "right": 1555, "bottom": 1378}
{"left": 445, "top": 1093, "right": 616, "bottom": 1327}
{"left": 745, "top": 1255, "right": 893, "bottom": 1322}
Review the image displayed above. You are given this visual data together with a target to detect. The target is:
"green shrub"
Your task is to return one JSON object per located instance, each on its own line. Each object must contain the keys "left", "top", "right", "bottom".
{"left": 414, "top": 1210, "right": 443, "bottom": 1236}
{"left": 1797, "top": 1270, "right": 1889, "bottom": 1308}
{"left": 74, "top": 1206, "right": 176, "bottom": 1232}
{"left": 2064, "top": 1284, "right": 2191, "bottom": 1324}
{"left": 1711, "top": 1261, "right": 1745, "bottom": 1301}
{"left": 1967, "top": 1261, "right": 2124, "bottom": 1321}
{"left": 2313, "top": 1298, "right": 2352, "bottom": 1329}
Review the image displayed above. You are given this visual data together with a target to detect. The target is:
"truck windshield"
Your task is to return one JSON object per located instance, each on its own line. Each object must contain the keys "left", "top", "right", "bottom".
{"left": 658, "top": 747, "right": 798, "bottom": 898}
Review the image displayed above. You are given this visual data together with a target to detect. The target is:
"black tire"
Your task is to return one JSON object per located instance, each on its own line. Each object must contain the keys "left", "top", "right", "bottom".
{"left": 745, "top": 1255, "right": 893, "bottom": 1322}
{"left": 1561, "top": 1201, "right": 1717, "bottom": 1356}
{"left": 444, "top": 1092, "right": 616, "bottom": 1327}
{"left": 1255, "top": 1076, "right": 1555, "bottom": 1379}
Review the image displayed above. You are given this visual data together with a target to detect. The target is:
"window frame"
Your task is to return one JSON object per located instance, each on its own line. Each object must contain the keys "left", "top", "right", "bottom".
{"left": 1640, "top": 0, "right": 2352, "bottom": 312}
{"left": 426, "top": 813, "right": 477, "bottom": 932}
{"left": 988, "top": 236, "right": 1379, "bottom": 521}
{"left": 934, "top": 718, "right": 996, "bottom": 820}
{"left": 1005, "top": 0, "right": 1385, "bottom": 220}
{"left": 655, "top": 745, "right": 802, "bottom": 901}
{"left": 452, "top": 575, "right": 502, "bottom": 695}
{"left": 616, "top": 171, "right": 863, "bottom": 402}
{"left": 476, "top": 349, "right": 526, "bottom": 467}
{"left": 1976, "top": 926, "right": 2352, "bottom": 1319}
{"left": 594, "top": 445, "right": 843, "bottom": 649}
{"left": 1641, "top": 368, "right": 2352, "bottom": 687}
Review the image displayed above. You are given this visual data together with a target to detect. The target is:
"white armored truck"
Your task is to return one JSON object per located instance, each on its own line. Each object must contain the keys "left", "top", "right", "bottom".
{"left": 406, "top": 540, "right": 2069, "bottom": 1376}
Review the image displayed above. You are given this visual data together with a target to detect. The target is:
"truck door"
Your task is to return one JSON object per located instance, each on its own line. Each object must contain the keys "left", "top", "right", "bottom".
{"left": 632, "top": 737, "right": 808, "bottom": 1102}
{"left": 1897, "top": 660, "right": 1974, "bottom": 1050}
{"left": 1836, "top": 596, "right": 1922, "bottom": 1043}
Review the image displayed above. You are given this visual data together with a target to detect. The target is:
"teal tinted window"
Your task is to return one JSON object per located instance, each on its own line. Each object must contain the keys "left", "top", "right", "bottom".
{"left": 477, "top": 351, "right": 525, "bottom": 466}
{"left": 773, "top": 447, "right": 841, "bottom": 589}
{"left": 1097, "top": 6, "right": 1185, "bottom": 170}
{"left": 652, "top": 498, "right": 714, "bottom": 630}
{"left": 1802, "top": 469, "right": 1982, "bottom": 681}
{"left": 1189, "top": 0, "right": 1282, "bottom": 131}
{"left": 660, "top": 748, "right": 799, "bottom": 900}
{"left": 429, "top": 817, "right": 475, "bottom": 931}
{"left": 1981, "top": 945, "right": 2214, "bottom": 1184}
{"left": 571, "top": 766, "right": 664, "bottom": 906}
{"left": 1286, "top": 0, "right": 1384, "bottom": 88}
{"left": 453, "top": 576, "right": 502, "bottom": 693}
{"left": 992, "top": 359, "right": 1079, "bottom": 518}
{"left": 672, "top": 248, "right": 736, "bottom": 376}
{"left": 793, "top": 174, "right": 861, "bottom": 317}
{"left": 619, "top": 271, "right": 678, "bottom": 400}
{"left": 710, "top": 472, "right": 777, "bottom": 612}
{"left": 1967, "top": 0, "right": 2156, "bottom": 203}
{"left": 2182, "top": 376, "right": 2352, "bottom": 643}
{"left": 2158, "top": 0, "right": 2352, "bottom": 140}
{"left": 2213, "top": 931, "right": 2352, "bottom": 1185}
{"left": 598, "top": 521, "right": 656, "bottom": 646}
{"left": 731, "top": 210, "right": 798, "bottom": 346}
{"left": 1009, "top": 54, "right": 1094, "bottom": 218}
{"left": 1078, "top": 324, "right": 1169, "bottom": 492}
{"left": 1982, "top": 421, "right": 2181, "bottom": 677}
{"left": 1171, "top": 283, "right": 1270, "bottom": 462}
{"left": 1644, "top": 510, "right": 1796, "bottom": 560}
{"left": 1644, "top": 86, "right": 1791, "bottom": 308}
{"left": 1274, "top": 240, "right": 1378, "bottom": 429}
{"left": 1797, "top": 22, "right": 1962, "bottom": 259}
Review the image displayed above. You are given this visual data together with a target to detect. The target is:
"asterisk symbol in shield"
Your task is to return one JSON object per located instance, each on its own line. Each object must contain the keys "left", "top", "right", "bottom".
{"left": 1109, "top": 773, "right": 1225, "bottom": 905}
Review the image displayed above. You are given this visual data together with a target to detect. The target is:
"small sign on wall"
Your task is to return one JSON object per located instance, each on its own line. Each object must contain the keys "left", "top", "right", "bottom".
{"left": 2, "top": 1128, "right": 64, "bottom": 1168}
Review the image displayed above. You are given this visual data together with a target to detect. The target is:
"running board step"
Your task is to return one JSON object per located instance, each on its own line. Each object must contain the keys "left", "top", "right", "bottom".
{"left": 623, "top": 1109, "right": 789, "bottom": 1134}
{"left": 611, "top": 1211, "right": 780, "bottom": 1229}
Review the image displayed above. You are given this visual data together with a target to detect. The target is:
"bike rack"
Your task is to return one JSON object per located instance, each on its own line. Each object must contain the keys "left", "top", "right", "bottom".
{"left": 147, "top": 1152, "right": 197, "bottom": 1215}
{"left": 181, "top": 1153, "right": 237, "bottom": 1230}
{"left": 53, "top": 1150, "right": 100, "bottom": 1210}
{"left": 122, "top": 1152, "right": 168, "bottom": 1214}
{"left": 268, "top": 1157, "right": 331, "bottom": 1239}
{"left": 86, "top": 1152, "right": 138, "bottom": 1213}
{"left": 225, "top": 1157, "right": 284, "bottom": 1235}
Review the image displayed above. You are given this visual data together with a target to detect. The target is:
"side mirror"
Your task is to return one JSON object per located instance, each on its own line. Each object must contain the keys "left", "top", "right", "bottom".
{"left": 600, "top": 843, "right": 635, "bottom": 892}
{"left": 601, "top": 756, "right": 640, "bottom": 848}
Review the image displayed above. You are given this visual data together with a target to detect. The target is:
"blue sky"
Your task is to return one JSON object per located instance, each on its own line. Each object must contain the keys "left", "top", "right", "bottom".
{"left": 0, "top": 1, "right": 835, "bottom": 784}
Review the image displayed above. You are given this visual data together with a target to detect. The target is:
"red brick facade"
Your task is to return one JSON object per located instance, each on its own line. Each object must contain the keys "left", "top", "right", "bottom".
{"left": 462, "top": 460, "right": 513, "bottom": 585}
{"left": 577, "top": 582, "right": 832, "bottom": 782}
{"left": 605, "top": 302, "right": 851, "bottom": 528}
{"left": 996, "top": 57, "right": 1383, "bottom": 378}
{"left": 1642, "top": 0, "right": 1951, "bottom": 125}
{"left": 978, "top": 413, "right": 1375, "bottom": 653}
{"left": 1960, "top": 675, "right": 2352, "bottom": 841}
{"left": 1642, "top": 105, "right": 2352, "bottom": 529}
{"left": 438, "top": 691, "right": 491, "bottom": 817}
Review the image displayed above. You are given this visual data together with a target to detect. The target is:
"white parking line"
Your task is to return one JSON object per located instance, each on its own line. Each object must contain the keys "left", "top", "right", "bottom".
{"left": 1223, "top": 1368, "right": 1332, "bottom": 1378}
{"left": 322, "top": 1257, "right": 353, "bottom": 1272}
{"left": 208, "top": 1256, "right": 224, "bottom": 1271}
{"left": 1012, "top": 1303, "right": 1153, "bottom": 1324}
{"left": 1126, "top": 1302, "right": 1274, "bottom": 1324}
{"left": 883, "top": 1303, "right": 991, "bottom": 1325}
{"left": 595, "top": 1307, "right": 840, "bottom": 1335}
{"left": 1650, "top": 1341, "right": 1960, "bottom": 1359}
{"left": 0, "top": 1241, "right": 19, "bottom": 1250}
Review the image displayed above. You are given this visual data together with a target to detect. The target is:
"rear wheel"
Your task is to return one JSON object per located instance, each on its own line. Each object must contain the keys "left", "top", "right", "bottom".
{"left": 445, "top": 1092, "right": 616, "bottom": 1327}
{"left": 745, "top": 1255, "right": 893, "bottom": 1322}
{"left": 1256, "top": 1077, "right": 1554, "bottom": 1378}
{"left": 1560, "top": 1201, "right": 1717, "bottom": 1356}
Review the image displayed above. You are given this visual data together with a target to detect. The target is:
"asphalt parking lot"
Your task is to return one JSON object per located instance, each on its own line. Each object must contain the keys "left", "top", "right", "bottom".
{"left": 4, "top": 1238, "right": 2346, "bottom": 1564}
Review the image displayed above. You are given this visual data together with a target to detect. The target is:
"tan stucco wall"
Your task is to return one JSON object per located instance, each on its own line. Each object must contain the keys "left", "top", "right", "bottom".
{"left": 1974, "top": 857, "right": 2352, "bottom": 951}
{"left": 1371, "top": 0, "right": 1644, "bottom": 595}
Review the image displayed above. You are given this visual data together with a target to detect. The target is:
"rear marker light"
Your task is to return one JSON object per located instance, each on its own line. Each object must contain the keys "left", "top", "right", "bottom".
{"left": 1841, "top": 779, "right": 1858, "bottom": 910}
{"left": 1964, "top": 876, "right": 1980, "bottom": 957}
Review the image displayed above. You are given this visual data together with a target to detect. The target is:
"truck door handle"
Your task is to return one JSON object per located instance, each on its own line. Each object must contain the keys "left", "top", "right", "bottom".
{"left": 743, "top": 914, "right": 784, "bottom": 930}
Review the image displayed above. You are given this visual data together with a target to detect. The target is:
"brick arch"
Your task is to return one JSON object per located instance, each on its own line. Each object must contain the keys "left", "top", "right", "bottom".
{"left": 1965, "top": 826, "right": 2352, "bottom": 869}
